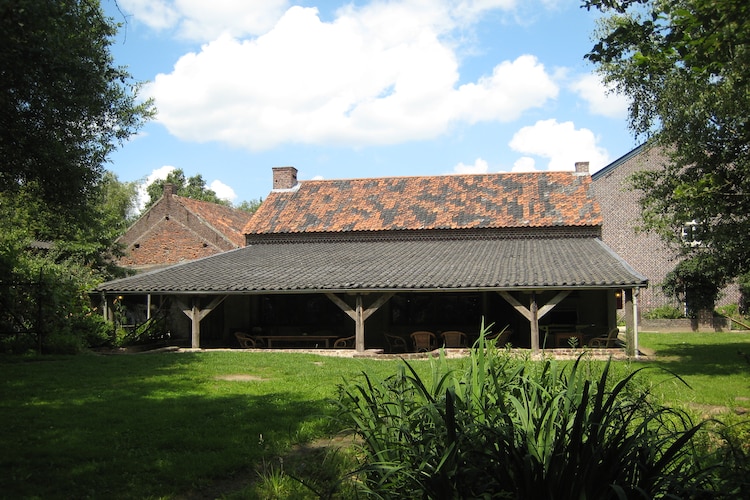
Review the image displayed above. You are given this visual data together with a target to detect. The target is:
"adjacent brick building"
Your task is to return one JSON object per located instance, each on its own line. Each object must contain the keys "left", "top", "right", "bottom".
{"left": 592, "top": 143, "right": 740, "bottom": 314}
{"left": 116, "top": 184, "right": 253, "bottom": 272}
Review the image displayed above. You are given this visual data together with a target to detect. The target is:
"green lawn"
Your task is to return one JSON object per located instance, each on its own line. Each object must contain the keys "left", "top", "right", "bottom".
{"left": 0, "top": 351, "right": 413, "bottom": 498}
{"left": 1, "top": 334, "right": 749, "bottom": 498}
{"left": 637, "top": 331, "right": 750, "bottom": 412}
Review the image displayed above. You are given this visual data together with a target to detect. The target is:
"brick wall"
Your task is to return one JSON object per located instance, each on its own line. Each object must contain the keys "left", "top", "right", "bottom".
{"left": 592, "top": 145, "right": 680, "bottom": 310}
{"left": 593, "top": 144, "right": 740, "bottom": 312}
{"left": 117, "top": 192, "right": 240, "bottom": 271}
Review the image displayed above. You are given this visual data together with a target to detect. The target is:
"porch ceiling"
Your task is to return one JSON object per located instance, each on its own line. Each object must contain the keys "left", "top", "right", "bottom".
{"left": 97, "top": 237, "right": 647, "bottom": 295}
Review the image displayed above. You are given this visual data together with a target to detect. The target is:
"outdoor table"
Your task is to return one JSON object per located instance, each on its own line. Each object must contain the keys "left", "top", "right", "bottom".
{"left": 255, "top": 334, "right": 339, "bottom": 348}
{"left": 553, "top": 332, "right": 584, "bottom": 348}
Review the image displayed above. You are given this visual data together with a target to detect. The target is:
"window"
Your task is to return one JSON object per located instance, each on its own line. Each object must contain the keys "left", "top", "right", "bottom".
{"left": 681, "top": 220, "right": 703, "bottom": 247}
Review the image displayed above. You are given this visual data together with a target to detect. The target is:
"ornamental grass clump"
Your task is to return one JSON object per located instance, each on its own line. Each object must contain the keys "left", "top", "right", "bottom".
{"left": 336, "top": 324, "right": 719, "bottom": 498}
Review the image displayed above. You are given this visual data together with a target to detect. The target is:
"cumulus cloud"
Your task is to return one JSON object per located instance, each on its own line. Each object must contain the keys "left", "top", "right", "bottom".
{"left": 511, "top": 156, "right": 537, "bottom": 172}
{"left": 210, "top": 180, "right": 237, "bottom": 202}
{"left": 136, "top": 165, "right": 176, "bottom": 211}
{"left": 508, "top": 119, "right": 610, "bottom": 171}
{"left": 144, "top": 3, "right": 558, "bottom": 150}
{"left": 119, "top": 0, "right": 289, "bottom": 40}
{"left": 453, "top": 158, "right": 489, "bottom": 174}
{"left": 570, "top": 73, "right": 630, "bottom": 119}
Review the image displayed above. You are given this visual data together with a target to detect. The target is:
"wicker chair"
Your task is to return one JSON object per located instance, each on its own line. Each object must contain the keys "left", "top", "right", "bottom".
{"left": 334, "top": 335, "right": 356, "bottom": 348}
{"left": 384, "top": 333, "right": 409, "bottom": 353}
{"left": 410, "top": 331, "right": 437, "bottom": 352}
{"left": 485, "top": 328, "right": 512, "bottom": 347}
{"left": 588, "top": 328, "right": 621, "bottom": 348}
{"left": 234, "top": 331, "right": 259, "bottom": 348}
{"left": 440, "top": 330, "right": 468, "bottom": 348}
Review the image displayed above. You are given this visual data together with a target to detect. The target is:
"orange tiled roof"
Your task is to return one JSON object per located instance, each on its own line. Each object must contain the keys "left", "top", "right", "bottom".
{"left": 244, "top": 171, "right": 601, "bottom": 235}
{"left": 177, "top": 196, "right": 252, "bottom": 247}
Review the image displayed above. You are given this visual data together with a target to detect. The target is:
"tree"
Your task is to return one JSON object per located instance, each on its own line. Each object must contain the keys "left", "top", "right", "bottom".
{"left": 236, "top": 198, "right": 263, "bottom": 214}
{"left": 143, "top": 169, "right": 231, "bottom": 210}
{"left": 0, "top": 0, "right": 152, "bottom": 352}
{"left": 0, "top": 0, "right": 153, "bottom": 240}
{"left": 584, "top": 0, "right": 750, "bottom": 310}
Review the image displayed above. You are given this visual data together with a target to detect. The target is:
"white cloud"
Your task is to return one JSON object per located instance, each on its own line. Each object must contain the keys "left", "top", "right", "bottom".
{"left": 146, "top": 4, "right": 558, "bottom": 151}
{"left": 119, "top": 0, "right": 289, "bottom": 40}
{"left": 453, "top": 158, "right": 489, "bottom": 174}
{"left": 570, "top": 73, "right": 630, "bottom": 119}
{"left": 210, "top": 180, "right": 237, "bottom": 202}
{"left": 508, "top": 119, "right": 610, "bottom": 171}
{"left": 511, "top": 156, "right": 537, "bottom": 172}
{"left": 451, "top": 0, "right": 518, "bottom": 24}
{"left": 118, "top": 0, "right": 179, "bottom": 31}
{"left": 136, "top": 165, "right": 176, "bottom": 211}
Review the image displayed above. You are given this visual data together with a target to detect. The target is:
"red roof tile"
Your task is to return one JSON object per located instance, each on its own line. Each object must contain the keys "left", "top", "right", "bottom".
{"left": 244, "top": 171, "right": 601, "bottom": 235}
{"left": 176, "top": 196, "right": 252, "bottom": 247}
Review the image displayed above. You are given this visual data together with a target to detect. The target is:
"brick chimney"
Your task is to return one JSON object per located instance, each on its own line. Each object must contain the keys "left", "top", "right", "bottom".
{"left": 272, "top": 166, "right": 298, "bottom": 190}
{"left": 574, "top": 161, "right": 590, "bottom": 176}
{"left": 163, "top": 183, "right": 176, "bottom": 196}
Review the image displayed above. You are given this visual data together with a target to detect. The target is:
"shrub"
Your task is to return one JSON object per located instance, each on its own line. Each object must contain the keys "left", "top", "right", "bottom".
{"left": 643, "top": 305, "right": 685, "bottom": 319}
{"left": 336, "top": 325, "right": 723, "bottom": 498}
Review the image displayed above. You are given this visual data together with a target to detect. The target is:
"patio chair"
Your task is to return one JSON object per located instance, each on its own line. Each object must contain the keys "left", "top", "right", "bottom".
{"left": 588, "top": 328, "right": 622, "bottom": 348}
{"left": 410, "top": 331, "right": 437, "bottom": 352}
{"left": 440, "top": 330, "right": 468, "bottom": 348}
{"left": 234, "top": 331, "right": 259, "bottom": 348}
{"left": 333, "top": 335, "right": 355, "bottom": 348}
{"left": 384, "top": 333, "right": 409, "bottom": 353}
{"left": 485, "top": 328, "right": 512, "bottom": 347}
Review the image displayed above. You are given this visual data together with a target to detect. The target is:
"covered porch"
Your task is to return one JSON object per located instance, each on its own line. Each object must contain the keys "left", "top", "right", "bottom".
{"left": 97, "top": 236, "right": 647, "bottom": 356}
{"left": 162, "top": 287, "right": 638, "bottom": 353}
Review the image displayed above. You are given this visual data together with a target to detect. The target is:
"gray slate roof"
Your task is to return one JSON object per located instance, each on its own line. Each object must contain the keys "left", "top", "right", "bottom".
{"left": 98, "top": 237, "right": 647, "bottom": 294}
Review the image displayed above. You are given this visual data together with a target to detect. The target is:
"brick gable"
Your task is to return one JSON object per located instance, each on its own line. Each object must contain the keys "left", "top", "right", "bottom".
{"left": 117, "top": 192, "right": 253, "bottom": 271}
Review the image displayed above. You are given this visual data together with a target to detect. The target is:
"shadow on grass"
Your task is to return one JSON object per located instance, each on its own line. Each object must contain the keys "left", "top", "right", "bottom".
{"left": 645, "top": 340, "right": 750, "bottom": 378}
{"left": 0, "top": 352, "right": 336, "bottom": 499}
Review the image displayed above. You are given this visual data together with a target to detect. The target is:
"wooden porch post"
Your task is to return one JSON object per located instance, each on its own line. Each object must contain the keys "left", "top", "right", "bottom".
{"left": 101, "top": 293, "right": 110, "bottom": 321}
{"left": 624, "top": 288, "right": 639, "bottom": 358}
{"left": 498, "top": 290, "right": 570, "bottom": 354}
{"left": 355, "top": 295, "right": 365, "bottom": 352}
{"left": 529, "top": 292, "right": 539, "bottom": 352}
{"left": 633, "top": 288, "right": 640, "bottom": 359}
{"left": 326, "top": 292, "right": 394, "bottom": 353}
{"left": 191, "top": 298, "right": 200, "bottom": 349}
{"left": 623, "top": 288, "right": 634, "bottom": 357}
{"left": 177, "top": 296, "right": 227, "bottom": 349}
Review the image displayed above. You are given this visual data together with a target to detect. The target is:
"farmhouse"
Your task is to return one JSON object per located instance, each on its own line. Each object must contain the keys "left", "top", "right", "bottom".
{"left": 97, "top": 164, "right": 647, "bottom": 353}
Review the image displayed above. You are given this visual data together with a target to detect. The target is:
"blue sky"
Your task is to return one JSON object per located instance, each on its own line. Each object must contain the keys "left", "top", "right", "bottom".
{"left": 104, "top": 0, "right": 640, "bottom": 207}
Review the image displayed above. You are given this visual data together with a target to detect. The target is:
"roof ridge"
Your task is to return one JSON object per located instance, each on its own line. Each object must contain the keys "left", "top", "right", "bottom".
{"left": 299, "top": 169, "right": 579, "bottom": 185}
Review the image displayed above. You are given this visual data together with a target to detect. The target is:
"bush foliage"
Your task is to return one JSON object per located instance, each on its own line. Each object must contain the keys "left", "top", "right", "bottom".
{"left": 643, "top": 305, "right": 685, "bottom": 320}
{"left": 336, "top": 325, "right": 747, "bottom": 498}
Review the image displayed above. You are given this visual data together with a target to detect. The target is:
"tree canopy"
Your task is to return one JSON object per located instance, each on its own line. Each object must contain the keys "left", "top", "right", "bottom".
{"left": 585, "top": 0, "right": 750, "bottom": 310}
{"left": 0, "top": 0, "right": 152, "bottom": 352}
{"left": 0, "top": 0, "right": 153, "bottom": 240}
{"left": 142, "top": 169, "right": 262, "bottom": 214}
{"left": 143, "top": 169, "right": 231, "bottom": 210}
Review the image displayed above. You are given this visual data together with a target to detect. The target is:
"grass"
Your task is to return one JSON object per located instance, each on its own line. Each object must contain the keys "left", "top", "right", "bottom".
{"left": 637, "top": 331, "right": 750, "bottom": 413}
{"left": 0, "top": 351, "right": 418, "bottom": 498}
{"left": 1, "top": 333, "right": 749, "bottom": 498}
